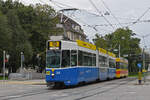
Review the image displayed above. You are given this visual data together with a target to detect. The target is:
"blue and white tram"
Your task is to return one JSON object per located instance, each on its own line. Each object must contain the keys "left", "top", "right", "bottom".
{"left": 45, "top": 40, "right": 116, "bottom": 87}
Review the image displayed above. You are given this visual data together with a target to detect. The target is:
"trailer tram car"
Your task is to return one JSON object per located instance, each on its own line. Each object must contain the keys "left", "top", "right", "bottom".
{"left": 45, "top": 39, "right": 126, "bottom": 87}
{"left": 116, "top": 58, "right": 128, "bottom": 78}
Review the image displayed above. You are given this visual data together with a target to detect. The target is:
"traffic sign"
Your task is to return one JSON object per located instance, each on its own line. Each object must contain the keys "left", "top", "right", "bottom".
{"left": 137, "top": 63, "right": 142, "bottom": 68}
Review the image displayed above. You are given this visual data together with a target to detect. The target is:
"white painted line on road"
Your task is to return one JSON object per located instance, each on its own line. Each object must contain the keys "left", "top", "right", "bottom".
{"left": 128, "top": 91, "right": 136, "bottom": 94}
{"left": 2, "top": 95, "right": 22, "bottom": 99}
{"left": 8, "top": 95, "right": 21, "bottom": 98}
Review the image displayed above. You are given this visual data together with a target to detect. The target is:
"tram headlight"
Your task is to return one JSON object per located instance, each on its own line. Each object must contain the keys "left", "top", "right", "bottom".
{"left": 52, "top": 73, "right": 55, "bottom": 76}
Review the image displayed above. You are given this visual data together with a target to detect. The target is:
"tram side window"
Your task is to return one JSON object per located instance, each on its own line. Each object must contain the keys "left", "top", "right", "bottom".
{"left": 99, "top": 56, "right": 102, "bottom": 67}
{"left": 78, "top": 51, "right": 94, "bottom": 66}
{"left": 62, "top": 50, "right": 70, "bottom": 67}
{"left": 83, "top": 52, "right": 90, "bottom": 66}
{"left": 113, "top": 62, "right": 115, "bottom": 68}
{"left": 99, "top": 55, "right": 107, "bottom": 67}
{"left": 84, "top": 52, "right": 94, "bottom": 66}
{"left": 71, "top": 50, "right": 77, "bottom": 66}
{"left": 125, "top": 63, "right": 128, "bottom": 69}
{"left": 83, "top": 52, "right": 88, "bottom": 66}
{"left": 88, "top": 53, "right": 93, "bottom": 66}
{"left": 109, "top": 59, "right": 116, "bottom": 68}
{"left": 88, "top": 53, "right": 92, "bottom": 66}
{"left": 116, "top": 62, "right": 120, "bottom": 69}
{"left": 78, "top": 50, "right": 83, "bottom": 66}
{"left": 120, "top": 63, "right": 123, "bottom": 69}
{"left": 104, "top": 56, "right": 108, "bottom": 67}
{"left": 123, "top": 63, "right": 127, "bottom": 69}
{"left": 122, "top": 63, "right": 125, "bottom": 69}
{"left": 92, "top": 54, "right": 96, "bottom": 66}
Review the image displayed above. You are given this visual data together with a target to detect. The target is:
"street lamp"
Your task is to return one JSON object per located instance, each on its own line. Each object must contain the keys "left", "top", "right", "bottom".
{"left": 20, "top": 52, "right": 24, "bottom": 73}
{"left": 111, "top": 36, "right": 125, "bottom": 57}
{"left": 119, "top": 36, "right": 125, "bottom": 57}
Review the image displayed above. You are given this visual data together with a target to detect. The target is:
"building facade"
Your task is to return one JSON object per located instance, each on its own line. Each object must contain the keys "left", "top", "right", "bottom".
{"left": 56, "top": 14, "right": 87, "bottom": 42}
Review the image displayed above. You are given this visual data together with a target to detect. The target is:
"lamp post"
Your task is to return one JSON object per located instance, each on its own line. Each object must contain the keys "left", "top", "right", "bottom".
{"left": 119, "top": 44, "right": 120, "bottom": 58}
{"left": 143, "top": 47, "right": 146, "bottom": 83}
{"left": 20, "top": 52, "right": 24, "bottom": 73}
{"left": 112, "top": 36, "right": 125, "bottom": 57}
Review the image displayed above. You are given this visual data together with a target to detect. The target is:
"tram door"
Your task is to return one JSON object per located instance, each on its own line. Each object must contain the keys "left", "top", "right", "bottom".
{"left": 99, "top": 55, "right": 108, "bottom": 80}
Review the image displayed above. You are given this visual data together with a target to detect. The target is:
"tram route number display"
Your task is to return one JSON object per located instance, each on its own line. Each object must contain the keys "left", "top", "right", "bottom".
{"left": 48, "top": 41, "right": 61, "bottom": 50}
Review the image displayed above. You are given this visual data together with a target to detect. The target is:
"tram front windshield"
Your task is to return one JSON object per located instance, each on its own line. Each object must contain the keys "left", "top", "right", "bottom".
{"left": 46, "top": 50, "right": 60, "bottom": 68}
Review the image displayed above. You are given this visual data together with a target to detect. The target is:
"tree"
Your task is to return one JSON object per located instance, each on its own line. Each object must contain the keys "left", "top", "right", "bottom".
{"left": 0, "top": 1, "right": 63, "bottom": 72}
{"left": 6, "top": 9, "right": 33, "bottom": 71}
{"left": 93, "top": 28, "right": 141, "bottom": 73}
{"left": 93, "top": 34, "right": 108, "bottom": 49}
{"left": 16, "top": 4, "right": 63, "bottom": 70}
{"left": 0, "top": 11, "right": 12, "bottom": 72}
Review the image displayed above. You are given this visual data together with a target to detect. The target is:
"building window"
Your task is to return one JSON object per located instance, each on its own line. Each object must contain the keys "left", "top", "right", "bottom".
{"left": 75, "top": 26, "right": 80, "bottom": 32}
{"left": 72, "top": 24, "right": 75, "bottom": 29}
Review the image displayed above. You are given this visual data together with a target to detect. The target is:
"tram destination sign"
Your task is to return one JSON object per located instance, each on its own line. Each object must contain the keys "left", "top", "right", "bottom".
{"left": 48, "top": 41, "right": 61, "bottom": 50}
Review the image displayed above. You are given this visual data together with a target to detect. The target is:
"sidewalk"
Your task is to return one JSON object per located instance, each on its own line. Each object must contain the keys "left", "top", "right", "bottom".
{"left": 0, "top": 79, "right": 46, "bottom": 85}
{"left": 0, "top": 75, "right": 150, "bottom": 85}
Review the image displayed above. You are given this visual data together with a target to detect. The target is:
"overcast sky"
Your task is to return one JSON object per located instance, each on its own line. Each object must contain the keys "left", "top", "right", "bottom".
{"left": 13, "top": 0, "right": 150, "bottom": 48}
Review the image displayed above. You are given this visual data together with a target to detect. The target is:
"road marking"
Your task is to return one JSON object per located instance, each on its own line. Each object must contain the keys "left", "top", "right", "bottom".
{"left": 8, "top": 95, "right": 22, "bottom": 98}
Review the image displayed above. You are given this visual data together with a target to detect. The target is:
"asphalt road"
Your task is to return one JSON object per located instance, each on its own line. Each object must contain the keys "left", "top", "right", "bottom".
{"left": 0, "top": 77, "right": 150, "bottom": 100}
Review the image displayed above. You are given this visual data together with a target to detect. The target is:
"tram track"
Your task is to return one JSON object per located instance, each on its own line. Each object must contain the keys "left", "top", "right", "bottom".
{"left": 0, "top": 88, "right": 54, "bottom": 100}
{"left": 74, "top": 78, "right": 136, "bottom": 100}
{"left": 0, "top": 77, "right": 136, "bottom": 100}
{"left": 53, "top": 77, "right": 136, "bottom": 100}
{"left": 64, "top": 77, "right": 135, "bottom": 94}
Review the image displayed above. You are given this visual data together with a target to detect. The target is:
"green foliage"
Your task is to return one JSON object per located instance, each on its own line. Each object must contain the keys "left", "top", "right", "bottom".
{"left": 0, "top": 0, "right": 63, "bottom": 72}
{"left": 93, "top": 34, "right": 108, "bottom": 49}
{"left": 5, "top": 9, "right": 33, "bottom": 70}
{"left": 0, "top": 10, "right": 12, "bottom": 72}
{"left": 107, "top": 28, "right": 141, "bottom": 56}
{"left": 0, "top": 11, "right": 12, "bottom": 52}
{"left": 93, "top": 28, "right": 141, "bottom": 73}
{"left": 0, "top": 76, "right": 8, "bottom": 80}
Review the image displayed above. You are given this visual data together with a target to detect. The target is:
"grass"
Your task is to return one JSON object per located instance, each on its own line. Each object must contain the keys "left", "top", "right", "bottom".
{"left": 128, "top": 72, "right": 138, "bottom": 77}
{"left": 0, "top": 76, "right": 8, "bottom": 80}
{"left": 128, "top": 72, "right": 149, "bottom": 77}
